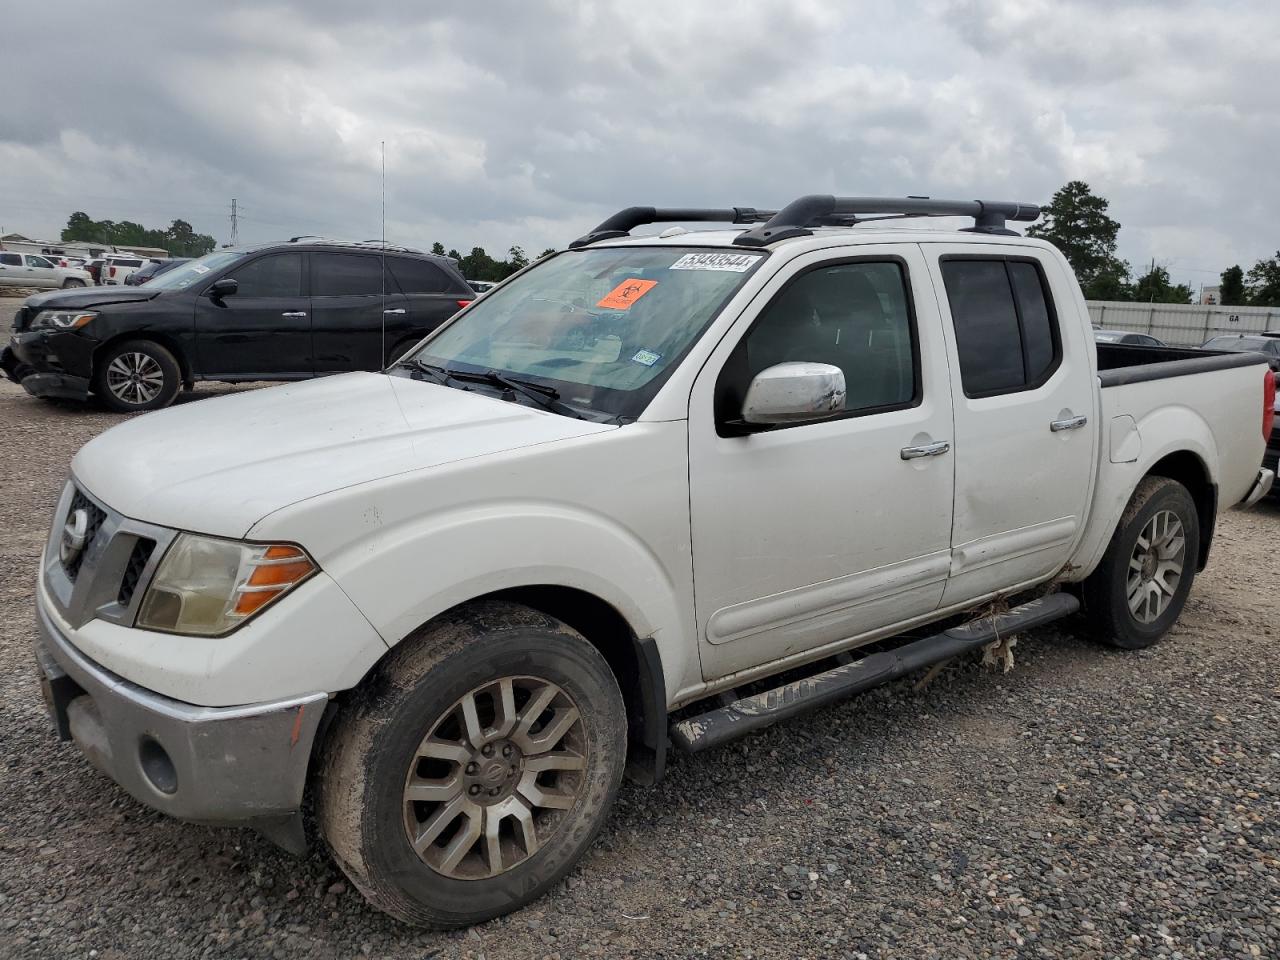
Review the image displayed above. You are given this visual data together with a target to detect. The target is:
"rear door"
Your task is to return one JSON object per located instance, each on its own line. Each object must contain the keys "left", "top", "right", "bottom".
{"left": 309, "top": 252, "right": 407, "bottom": 372}
{"left": 23, "top": 255, "right": 59, "bottom": 288}
{"left": 927, "top": 246, "right": 1097, "bottom": 605}
{"left": 0, "top": 252, "right": 23, "bottom": 288}
{"left": 194, "top": 252, "right": 311, "bottom": 378}
{"left": 383, "top": 256, "right": 469, "bottom": 362}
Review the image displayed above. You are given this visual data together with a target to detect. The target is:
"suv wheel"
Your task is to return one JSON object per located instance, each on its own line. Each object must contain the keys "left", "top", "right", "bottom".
{"left": 62, "top": 278, "right": 86, "bottom": 288}
{"left": 318, "top": 600, "right": 627, "bottom": 928}
{"left": 1082, "top": 476, "right": 1199, "bottom": 649}
{"left": 93, "top": 340, "right": 182, "bottom": 413}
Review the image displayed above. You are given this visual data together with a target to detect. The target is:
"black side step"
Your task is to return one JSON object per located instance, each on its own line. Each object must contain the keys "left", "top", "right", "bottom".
{"left": 670, "top": 592, "right": 1079, "bottom": 754}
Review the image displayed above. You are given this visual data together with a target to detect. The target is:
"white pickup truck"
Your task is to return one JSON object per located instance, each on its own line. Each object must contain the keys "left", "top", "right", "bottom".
{"left": 33, "top": 195, "right": 1275, "bottom": 928}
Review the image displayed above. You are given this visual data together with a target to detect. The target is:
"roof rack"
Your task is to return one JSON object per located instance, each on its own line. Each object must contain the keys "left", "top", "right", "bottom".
{"left": 286, "top": 236, "right": 425, "bottom": 255}
{"left": 569, "top": 194, "right": 1041, "bottom": 249}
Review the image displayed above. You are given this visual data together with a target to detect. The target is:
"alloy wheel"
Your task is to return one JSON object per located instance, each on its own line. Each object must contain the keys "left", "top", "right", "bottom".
{"left": 402, "top": 675, "right": 588, "bottom": 880}
{"left": 1126, "top": 509, "right": 1185, "bottom": 624}
{"left": 105, "top": 352, "right": 165, "bottom": 405}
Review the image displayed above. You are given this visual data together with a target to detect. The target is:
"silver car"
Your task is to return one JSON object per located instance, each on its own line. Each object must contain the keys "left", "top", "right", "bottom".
{"left": 0, "top": 252, "right": 93, "bottom": 289}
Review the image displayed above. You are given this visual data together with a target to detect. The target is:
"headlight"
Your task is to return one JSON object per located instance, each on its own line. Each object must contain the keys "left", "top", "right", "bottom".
{"left": 136, "top": 534, "right": 317, "bottom": 636}
{"left": 31, "top": 310, "right": 97, "bottom": 331}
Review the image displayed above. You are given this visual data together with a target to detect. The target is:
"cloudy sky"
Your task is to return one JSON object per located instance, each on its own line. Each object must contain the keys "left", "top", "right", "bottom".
{"left": 2, "top": 0, "right": 1277, "bottom": 288}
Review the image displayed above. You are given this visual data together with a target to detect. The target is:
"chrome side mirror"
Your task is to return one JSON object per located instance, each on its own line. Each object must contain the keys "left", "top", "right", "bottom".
{"left": 742, "top": 362, "right": 846, "bottom": 425}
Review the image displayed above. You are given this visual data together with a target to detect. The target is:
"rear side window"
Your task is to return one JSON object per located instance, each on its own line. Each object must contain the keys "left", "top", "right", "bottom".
{"left": 311, "top": 253, "right": 385, "bottom": 297}
{"left": 387, "top": 257, "right": 454, "bottom": 294}
{"left": 227, "top": 253, "right": 304, "bottom": 297}
{"left": 941, "top": 258, "right": 1060, "bottom": 397}
{"left": 0, "top": 253, "right": 20, "bottom": 266}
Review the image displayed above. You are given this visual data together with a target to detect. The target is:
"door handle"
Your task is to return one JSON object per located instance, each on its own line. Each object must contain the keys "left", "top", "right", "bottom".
{"left": 1050, "top": 415, "right": 1088, "bottom": 432}
{"left": 383, "top": 308, "right": 406, "bottom": 315}
{"left": 281, "top": 311, "right": 308, "bottom": 318}
{"left": 900, "top": 440, "right": 950, "bottom": 460}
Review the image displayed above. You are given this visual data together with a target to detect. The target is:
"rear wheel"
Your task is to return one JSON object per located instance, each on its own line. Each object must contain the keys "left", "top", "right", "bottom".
{"left": 92, "top": 340, "right": 182, "bottom": 413}
{"left": 318, "top": 601, "right": 627, "bottom": 928}
{"left": 1082, "top": 476, "right": 1199, "bottom": 649}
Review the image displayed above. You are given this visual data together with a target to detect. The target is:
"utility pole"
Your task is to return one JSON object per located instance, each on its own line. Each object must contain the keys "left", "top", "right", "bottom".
{"left": 229, "top": 198, "right": 239, "bottom": 247}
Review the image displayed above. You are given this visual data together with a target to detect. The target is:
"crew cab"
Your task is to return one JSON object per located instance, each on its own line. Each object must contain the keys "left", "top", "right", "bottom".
{"left": 0, "top": 251, "right": 91, "bottom": 290}
{"left": 31, "top": 195, "right": 1274, "bottom": 928}
{"left": 2, "top": 239, "right": 475, "bottom": 411}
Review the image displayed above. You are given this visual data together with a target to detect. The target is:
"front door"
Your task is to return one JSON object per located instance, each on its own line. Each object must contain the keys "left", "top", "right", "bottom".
{"left": 195, "top": 252, "right": 312, "bottom": 378}
{"left": 690, "top": 246, "right": 956, "bottom": 680}
{"left": 927, "top": 247, "right": 1098, "bottom": 605}
{"left": 23, "top": 255, "right": 59, "bottom": 288}
{"left": 309, "top": 251, "right": 407, "bottom": 373}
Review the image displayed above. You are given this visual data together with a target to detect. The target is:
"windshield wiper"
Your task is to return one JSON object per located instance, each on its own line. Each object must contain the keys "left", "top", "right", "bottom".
{"left": 449, "top": 369, "right": 587, "bottom": 420}
{"left": 393, "top": 358, "right": 469, "bottom": 390}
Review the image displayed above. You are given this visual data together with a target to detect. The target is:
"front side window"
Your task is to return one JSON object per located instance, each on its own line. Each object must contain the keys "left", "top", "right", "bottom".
{"left": 941, "top": 258, "right": 1060, "bottom": 397}
{"left": 311, "top": 253, "right": 385, "bottom": 297}
{"left": 27, "top": 255, "right": 53, "bottom": 268}
{"left": 716, "top": 260, "right": 917, "bottom": 424}
{"left": 227, "top": 253, "right": 303, "bottom": 298}
{"left": 412, "top": 246, "right": 765, "bottom": 419}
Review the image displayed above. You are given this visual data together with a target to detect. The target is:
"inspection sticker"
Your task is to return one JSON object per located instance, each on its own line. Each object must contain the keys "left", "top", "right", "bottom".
{"left": 190, "top": 264, "right": 210, "bottom": 274}
{"left": 668, "top": 252, "right": 757, "bottom": 272}
{"left": 597, "top": 278, "right": 658, "bottom": 310}
{"left": 631, "top": 349, "right": 662, "bottom": 367}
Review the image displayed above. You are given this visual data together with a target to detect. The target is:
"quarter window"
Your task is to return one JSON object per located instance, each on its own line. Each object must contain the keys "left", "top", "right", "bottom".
{"left": 718, "top": 260, "right": 917, "bottom": 424}
{"left": 226, "top": 253, "right": 304, "bottom": 298}
{"left": 941, "top": 258, "right": 1060, "bottom": 397}
{"left": 387, "top": 257, "right": 453, "bottom": 294}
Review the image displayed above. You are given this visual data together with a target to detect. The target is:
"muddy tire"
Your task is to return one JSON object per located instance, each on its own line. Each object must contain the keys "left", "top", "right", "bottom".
{"left": 317, "top": 600, "right": 627, "bottom": 928}
{"left": 92, "top": 339, "right": 181, "bottom": 412}
{"left": 1082, "top": 476, "right": 1199, "bottom": 649}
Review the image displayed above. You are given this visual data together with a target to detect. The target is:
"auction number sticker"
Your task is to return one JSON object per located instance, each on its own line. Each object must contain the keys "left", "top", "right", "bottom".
{"left": 668, "top": 252, "right": 757, "bottom": 272}
{"left": 597, "top": 278, "right": 658, "bottom": 310}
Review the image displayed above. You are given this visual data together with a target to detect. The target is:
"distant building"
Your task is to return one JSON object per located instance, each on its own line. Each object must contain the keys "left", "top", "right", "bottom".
{"left": 0, "top": 233, "right": 168, "bottom": 260}
{"left": 1201, "top": 284, "right": 1221, "bottom": 306}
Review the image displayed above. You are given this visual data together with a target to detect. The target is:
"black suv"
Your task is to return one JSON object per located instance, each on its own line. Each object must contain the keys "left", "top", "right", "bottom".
{"left": 1, "top": 239, "right": 475, "bottom": 412}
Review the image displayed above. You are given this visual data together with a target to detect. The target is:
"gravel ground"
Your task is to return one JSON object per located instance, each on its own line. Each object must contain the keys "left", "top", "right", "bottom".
{"left": 1, "top": 301, "right": 1278, "bottom": 958}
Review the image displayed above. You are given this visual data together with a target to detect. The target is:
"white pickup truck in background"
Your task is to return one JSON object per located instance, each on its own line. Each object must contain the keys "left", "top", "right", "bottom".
{"left": 32, "top": 195, "right": 1274, "bottom": 928}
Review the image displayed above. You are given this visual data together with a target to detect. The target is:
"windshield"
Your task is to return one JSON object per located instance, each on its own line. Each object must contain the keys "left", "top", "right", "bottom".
{"left": 145, "top": 250, "right": 248, "bottom": 291}
{"left": 408, "top": 246, "right": 766, "bottom": 419}
{"left": 1204, "top": 336, "right": 1276, "bottom": 353}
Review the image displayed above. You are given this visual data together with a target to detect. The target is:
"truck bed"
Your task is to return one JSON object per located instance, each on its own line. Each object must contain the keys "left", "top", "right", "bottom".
{"left": 1095, "top": 342, "right": 1265, "bottom": 386}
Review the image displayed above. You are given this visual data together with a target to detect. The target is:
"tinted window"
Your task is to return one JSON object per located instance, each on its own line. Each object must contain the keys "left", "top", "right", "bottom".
{"left": 1205, "top": 336, "right": 1273, "bottom": 353}
{"left": 942, "top": 259, "right": 1059, "bottom": 396}
{"left": 388, "top": 257, "right": 452, "bottom": 294}
{"left": 0, "top": 253, "right": 20, "bottom": 266}
{"left": 312, "top": 253, "right": 385, "bottom": 297}
{"left": 727, "top": 260, "right": 916, "bottom": 418}
{"left": 226, "top": 253, "right": 303, "bottom": 297}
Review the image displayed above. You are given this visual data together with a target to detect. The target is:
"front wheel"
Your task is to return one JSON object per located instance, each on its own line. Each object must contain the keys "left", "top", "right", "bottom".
{"left": 1082, "top": 476, "right": 1200, "bottom": 649}
{"left": 62, "top": 278, "right": 86, "bottom": 288}
{"left": 92, "top": 340, "right": 182, "bottom": 412}
{"left": 317, "top": 601, "right": 627, "bottom": 928}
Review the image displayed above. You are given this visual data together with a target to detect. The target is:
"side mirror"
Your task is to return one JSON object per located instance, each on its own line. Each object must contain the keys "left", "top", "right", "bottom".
{"left": 206, "top": 278, "right": 238, "bottom": 298}
{"left": 742, "top": 362, "right": 846, "bottom": 425}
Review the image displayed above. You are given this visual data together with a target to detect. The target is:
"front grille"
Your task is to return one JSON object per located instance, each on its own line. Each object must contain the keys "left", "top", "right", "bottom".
{"left": 117, "top": 539, "right": 156, "bottom": 607}
{"left": 60, "top": 488, "right": 107, "bottom": 581}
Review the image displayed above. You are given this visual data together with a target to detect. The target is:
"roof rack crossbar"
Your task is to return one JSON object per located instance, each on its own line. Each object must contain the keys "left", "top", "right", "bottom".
{"left": 734, "top": 195, "right": 1041, "bottom": 246}
{"left": 569, "top": 207, "right": 777, "bottom": 249}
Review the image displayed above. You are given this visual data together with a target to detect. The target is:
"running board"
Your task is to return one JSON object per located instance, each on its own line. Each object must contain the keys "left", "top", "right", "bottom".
{"left": 670, "top": 592, "right": 1079, "bottom": 754}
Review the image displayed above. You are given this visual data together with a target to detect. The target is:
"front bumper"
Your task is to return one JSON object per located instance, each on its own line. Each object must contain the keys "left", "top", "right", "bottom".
{"left": 7, "top": 331, "right": 94, "bottom": 400}
{"left": 34, "top": 592, "right": 327, "bottom": 839}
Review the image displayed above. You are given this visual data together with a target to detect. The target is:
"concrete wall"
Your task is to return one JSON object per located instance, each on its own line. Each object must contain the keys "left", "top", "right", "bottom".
{"left": 1087, "top": 300, "right": 1280, "bottom": 347}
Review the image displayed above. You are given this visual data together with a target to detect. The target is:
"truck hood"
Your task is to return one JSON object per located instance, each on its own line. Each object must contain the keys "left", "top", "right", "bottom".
{"left": 24, "top": 287, "right": 161, "bottom": 310}
{"left": 72, "top": 372, "right": 615, "bottom": 537}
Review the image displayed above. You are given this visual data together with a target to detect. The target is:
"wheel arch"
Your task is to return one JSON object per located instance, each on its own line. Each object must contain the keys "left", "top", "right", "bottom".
{"left": 1145, "top": 450, "right": 1216, "bottom": 571}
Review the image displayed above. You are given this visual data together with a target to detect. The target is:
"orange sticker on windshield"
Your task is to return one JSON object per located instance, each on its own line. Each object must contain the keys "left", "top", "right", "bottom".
{"left": 596, "top": 278, "right": 658, "bottom": 310}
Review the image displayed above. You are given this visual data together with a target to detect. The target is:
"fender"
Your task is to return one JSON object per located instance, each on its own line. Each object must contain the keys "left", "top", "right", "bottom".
{"left": 1071, "top": 403, "right": 1218, "bottom": 579}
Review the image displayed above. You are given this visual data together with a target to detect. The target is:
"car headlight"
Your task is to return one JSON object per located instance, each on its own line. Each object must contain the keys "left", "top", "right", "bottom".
{"left": 31, "top": 310, "right": 97, "bottom": 331}
{"left": 136, "top": 534, "right": 317, "bottom": 636}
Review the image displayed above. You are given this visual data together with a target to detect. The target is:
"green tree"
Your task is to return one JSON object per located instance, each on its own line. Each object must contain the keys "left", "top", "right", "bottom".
{"left": 447, "top": 248, "right": 462, "bottom": 263}
{"left": 59, "top": 211, "right": 214, "bottom": 257}
{"left": 1027, "top": 181, "right": 1131, "bottom": 300}
{"left": 537, "top": 247, "right": 557, "bottom": 260}
{"left": 1218, "top": 265, "right": 1245, "bottom": 306}
{"left": 430, "top": 242, "right": 446, "bottom": 257}
{"left": 1245, "top": 252, "right": 1280, "bottom": 307}
{"left": 1132, "top": 265, "right": 1194, "bottom": 304}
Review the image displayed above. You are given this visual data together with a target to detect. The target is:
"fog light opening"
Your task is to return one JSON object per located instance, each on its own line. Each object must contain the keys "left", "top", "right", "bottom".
{"left": 139, "top": 736, "right": 178, "bottom": 795}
